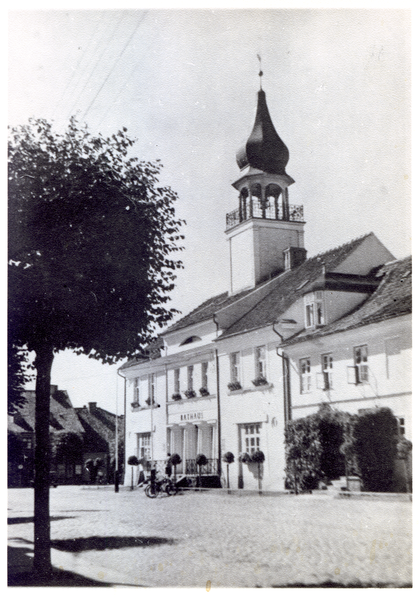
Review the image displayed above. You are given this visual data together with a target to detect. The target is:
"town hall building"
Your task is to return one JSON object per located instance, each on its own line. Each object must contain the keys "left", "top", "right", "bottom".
{"left": 120, "top": 81, "right": 411, "bottom": 491}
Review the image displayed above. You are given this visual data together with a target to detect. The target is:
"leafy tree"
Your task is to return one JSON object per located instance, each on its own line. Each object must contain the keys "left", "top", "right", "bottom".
{"left": 8, "top": 340, "right": 34, "bottom": 415}
{"left": 284, "top": 405, "right": 349, "bottom": 492}
{"left": 127, "top": 455, "right": 139, "bottom": 490}
{"left": 8, "top": 117, "right": 184, "bottom": 576}
{"left": 222, "top": 451, "right": 234, "bottom": 490}
{"left": 349, "top": 408, "right": 398, "bottom": 492}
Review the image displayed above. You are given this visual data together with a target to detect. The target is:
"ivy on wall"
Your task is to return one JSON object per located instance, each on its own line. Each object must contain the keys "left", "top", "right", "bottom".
{"left": 284, "top": 404, "right": 408, "bottom": 493}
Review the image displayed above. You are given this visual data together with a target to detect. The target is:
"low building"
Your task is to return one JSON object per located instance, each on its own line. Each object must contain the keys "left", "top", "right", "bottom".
{"left": 120, "top": 82, "right": 411, "bottom": 491}
{"left": 7, "top": 386, "right": 124, "bottom": 487}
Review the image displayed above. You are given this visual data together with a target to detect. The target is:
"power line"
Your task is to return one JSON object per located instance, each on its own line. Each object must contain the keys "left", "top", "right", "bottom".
{"left": 53, "top": 21, "right": 102, "bottom": 121}
{"left": 81, "top": 11, "right": 148, "bottom": 124}
{"left": 95, "top": 35, "right": 154, "bottom": 130}
{"left": 65, "top": 13, "right": 126, "bottom": 122}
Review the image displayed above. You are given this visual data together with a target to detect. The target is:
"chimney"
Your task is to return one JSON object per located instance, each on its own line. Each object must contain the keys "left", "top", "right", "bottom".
{"left": 50, "top": 384, "right": 58, "bottom": 395}
{"left": 88, "top": 402, "right": 97, "bottom": 412}
{"left": 284, "top": 247, "right": 307, "bottom": 271}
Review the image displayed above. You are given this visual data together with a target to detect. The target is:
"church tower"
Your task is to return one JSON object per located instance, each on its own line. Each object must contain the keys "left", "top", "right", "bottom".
{"left": 226, "top": 76, "right": 306, "bottom": 295}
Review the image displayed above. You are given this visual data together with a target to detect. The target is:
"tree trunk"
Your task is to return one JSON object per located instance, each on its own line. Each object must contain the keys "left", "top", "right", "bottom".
{"left": 33, "top": 344, "right": 54, "bottom": 577}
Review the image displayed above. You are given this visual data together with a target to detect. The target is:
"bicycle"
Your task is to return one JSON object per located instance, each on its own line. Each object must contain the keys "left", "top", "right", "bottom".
{"left": 144, "top": 476, "right": 178, "bottom": 498}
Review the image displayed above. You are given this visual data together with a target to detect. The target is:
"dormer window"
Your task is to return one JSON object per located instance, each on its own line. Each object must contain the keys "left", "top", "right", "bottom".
{"left": 304, "top": 291, "right": 325, "bottom": 328}
{"left": 180, "top": 335, "right": 202, "bottom": 346}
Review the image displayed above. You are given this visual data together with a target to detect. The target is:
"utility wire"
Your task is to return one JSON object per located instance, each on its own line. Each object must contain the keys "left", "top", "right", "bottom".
{"left": 53, "top": 21, "right": 102, "bottom": 121}
{"left": 65, "top": 13, "right": 125, "bottom": 122}
{"left": 81, "top": 11, "right": 148, "bottom": 124}
{"left": 96, "top": 34, "right": 154, "bottom": 130}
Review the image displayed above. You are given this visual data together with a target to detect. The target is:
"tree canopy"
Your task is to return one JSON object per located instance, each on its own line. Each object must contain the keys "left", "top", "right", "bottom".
{"left": 8, "top": 116, "right": 185, "bottom": 362}
{"left": 8, "top": 116, "right": 185, "bottom": 575}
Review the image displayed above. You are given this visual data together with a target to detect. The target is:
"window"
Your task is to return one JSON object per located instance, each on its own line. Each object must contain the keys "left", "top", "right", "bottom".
{"left": 201, "top": 362, "right": 208, "bottom": 389}
{"left": 134, "top": 378, "right": 140, "bottom": 404}
{"left": 304, "top": 291, "right": 325, "bottom": 328}
{"left": 318, "top": 353, "right": 333, "bottom": 390}
{"left": 174, "top": 368, "right": 180, "bottom": 394}
{"left": 230, "top": 352, "right": 240, "bottom": 383}
{"left": 300, "top": 358, "right": 311, "bottom": 393}
{"left": 255, "top": 346, "right": 266, "bottom": 378}
{"left": 243, "top": 423, "right": 261, "bottom": 455}
{"left": 187, "top": 365, "right": 194, "bottom": 391}
{"left": 137, "top": 433, "right": 151, "bottom": 461}
{"left": 148, "top": 374, "right": 155, "bottom": 402}
{"left": 180, "top": 335, "right": 202, "bottom": 346}
{"left": 354, "top": 345, "right": 368, "bottom": 383}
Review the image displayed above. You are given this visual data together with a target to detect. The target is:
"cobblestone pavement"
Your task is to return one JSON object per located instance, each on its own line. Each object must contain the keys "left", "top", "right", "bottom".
{"left": 8, "top": 486, "right": 412, "bottom": 588}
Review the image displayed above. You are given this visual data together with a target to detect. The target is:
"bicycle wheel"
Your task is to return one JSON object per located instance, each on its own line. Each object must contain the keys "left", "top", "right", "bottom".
{"left": 166, "top": 480, "right": 178, "bottom": 496}
{"left": 145, "top": 484, "right": 158, "bottom": 498}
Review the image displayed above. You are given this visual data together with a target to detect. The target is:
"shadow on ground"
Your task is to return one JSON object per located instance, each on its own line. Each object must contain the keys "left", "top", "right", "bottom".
{"left": 8, "top": 545, "right": 115, "bottom": 587}
{"left": 8, "top": 516, "right": 74, "bottom": 525}
{"left": 271, "top": 582, "right": 412, "bottom": 588}
{"left": 51, "top": 535, "right": 176, "bottom": 552}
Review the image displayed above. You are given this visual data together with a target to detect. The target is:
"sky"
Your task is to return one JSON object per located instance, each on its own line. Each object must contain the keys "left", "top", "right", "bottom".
{"left": 8, "top": 4, "right": 412, "bottom": 414}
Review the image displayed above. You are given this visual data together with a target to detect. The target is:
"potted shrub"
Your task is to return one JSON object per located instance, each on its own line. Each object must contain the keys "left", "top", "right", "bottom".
{"left": 238, "top": 452, "right": 252, "bottom": 464}
{"left": 184, "top": 389, "right": 196, "bottom": 399}
{"left": 228, "top": 381, "right": 241, "bottom": 391}
{"left": 172, "top": 393, "right": 182, "bottom": 401}
{"left": 169, "top": 453, "right": 182, "bottom": 484}
{"left": 223, "top": 452, "right": 235, "bottom": 492}
{"left": 252, "top": 375, "right": 268, "bottom": 387}
{"left": 199, "top": 387, "right": 210, "bottom": 396}
{"left": 127, "top": 455, "right": 139, "bottom": 490}
{"left": 251, "top": 450, "right": 265, "bottom": 495}
{"left": 196, "top": 453, "right": 208, "bottom": 489}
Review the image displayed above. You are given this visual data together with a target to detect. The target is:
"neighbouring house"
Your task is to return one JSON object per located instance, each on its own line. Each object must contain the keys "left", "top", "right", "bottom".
{"left": 120, "top": 83, "right": 411, "bottom": 492}
{"left": 75, "top": 402, "right": 125, "bottom": 483}
{"left": 7, "top": 386, "right": 124, "bottom": 487}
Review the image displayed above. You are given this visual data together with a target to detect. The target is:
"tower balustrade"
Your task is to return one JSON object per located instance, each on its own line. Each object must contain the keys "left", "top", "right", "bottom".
{"left": 226, "top": 202, "right": 304, "bottom": 231}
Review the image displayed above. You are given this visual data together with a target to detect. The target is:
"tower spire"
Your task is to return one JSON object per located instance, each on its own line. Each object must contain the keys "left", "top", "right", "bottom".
{"left": 257, "top": 54, "right": 263, "bottom": 90}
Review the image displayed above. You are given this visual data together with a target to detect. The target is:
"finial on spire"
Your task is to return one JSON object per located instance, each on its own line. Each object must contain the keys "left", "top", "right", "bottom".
{"left": 257, "top": 54, "right": 263, "bottom": 90}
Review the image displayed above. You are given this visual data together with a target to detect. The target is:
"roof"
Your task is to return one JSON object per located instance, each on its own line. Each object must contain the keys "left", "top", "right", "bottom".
{"left": 8, "top": 388, "right": 121, "bottom": 456}
{"left": 9, "top": 388, "right": 84, "bottom": 434}
{"left": 217, "top": 233, "right": 375, "bottom": 339}
{"left": 118, "top": 232, "right": 395, "bottom": 368}
{"left": 75, "top": 405, "right": 123, "bottom": 453}
{"left": 164, "top": 285, "right": 264, "bottom": 335}
{"left": 281, "top": 255, "right": 412, "bottom": 346}
{"left": 236, "top": 89, "right": 290, "bottom": 175}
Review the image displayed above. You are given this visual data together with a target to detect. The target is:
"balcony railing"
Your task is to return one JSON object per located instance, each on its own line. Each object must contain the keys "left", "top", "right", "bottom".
{"left": 226, "top": 203, "right": 304, "bottom": 231}
{"left": 184, "top": 458, "right": 219, "bottom": 476}
{"left": 143, "top": 458, "right": 219, "bottom": 477}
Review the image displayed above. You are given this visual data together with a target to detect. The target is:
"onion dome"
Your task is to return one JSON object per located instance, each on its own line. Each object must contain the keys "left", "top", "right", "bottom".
{"left": 236, "top": 90, "right": 290, "bottom": 175}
